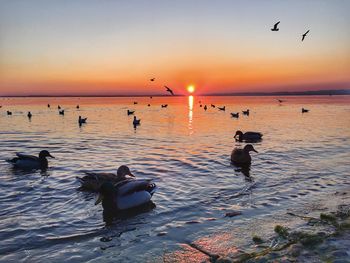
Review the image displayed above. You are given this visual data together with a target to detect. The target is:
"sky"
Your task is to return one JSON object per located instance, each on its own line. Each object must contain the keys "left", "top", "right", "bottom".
{"left": 0, "top": 0, "right": 349, "bottom": 96}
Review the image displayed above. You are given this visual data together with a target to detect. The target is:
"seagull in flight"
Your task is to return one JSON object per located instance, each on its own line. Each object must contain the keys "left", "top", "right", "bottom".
{"left": 271, "top": 21, "right": 280, "bottom": 31}
{"left": 165, "top": 86, "right": 174, "bottom": 96}
{"left": 302, "top": 30, "right": 310, "bottom": 41}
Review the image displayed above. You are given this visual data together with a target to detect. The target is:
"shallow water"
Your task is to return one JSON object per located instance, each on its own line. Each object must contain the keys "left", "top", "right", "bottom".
{"left": 0, "top": 95, "right": 349, "bottom": 262}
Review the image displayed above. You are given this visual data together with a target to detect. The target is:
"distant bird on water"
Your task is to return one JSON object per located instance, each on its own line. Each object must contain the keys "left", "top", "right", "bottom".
{"left": 234, "top": 130, "right": 262, "bottom": 142}
{"left": 6, "top": 150, "right": 55, "bottom": 170}
{"left": 59, "top": 110, "right": 65, "bottom": 115}
{"left": 271, "top": 21, "right": 280, "bottom": 31}
{"left": 302, "top": 30, "right": 309, "bottom": 41}
{"left": 148, "top": 104, "right": 151, "bottom": 107}
{"left": 78, "top": 116, "right": 87, "bottom": 125}
{"left": 133, "top": 116, "right": 141, "bottom": 126}
{"left": 27, "top": 111, "right": 32, "bottom": 119}
{"left": 150, "top": 78, "right": 155, "bottom": 81}
{"left": 242, "top": 109, "right": 250, "bottom": 116}
{"left": 165, "top": 86, "right": 174, "bottom": 96}
{"left": 211, "top": 104, "right": 216, "bottom": 108}
{"left": 127, "top": 110, "right": 135, "bottom": 115}
{"left": 231, "top": 144, "right": 258, "bottom": 166}
{"left": 134, "top": 101, "right": 138, "bottom": 105}
{"left": 161, "top": 104, "right": 168, "bottom": 108}
{"left": 58, "top": 105, "right": 61, "bottom": 110}
{"left": 7, "top": 111, "right": 12, "bottom": 115}
{"left": 76, "top": 105, "right": 80, "bottom": 109}
{"left": 218, "top": 106, "right": 226, "bottom": 111}
{"left": 231, "top": 112, "right": 239, "bottom": 118}
{"left": 47, "top": 104, "right": 50, "bottom": 108}
{"left": 302, "top": 108, "right": 309, "bottom": 113}
{"left": 204, "top": 105, "right": 207, "bottom": 111}
{"left": 277, "top": 99, "right": 284, "bottom": 103}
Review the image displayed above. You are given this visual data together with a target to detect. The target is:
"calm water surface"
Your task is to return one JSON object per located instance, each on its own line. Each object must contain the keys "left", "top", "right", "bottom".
{"left": 0, "top": 96, "right": 349, "bottom": 262}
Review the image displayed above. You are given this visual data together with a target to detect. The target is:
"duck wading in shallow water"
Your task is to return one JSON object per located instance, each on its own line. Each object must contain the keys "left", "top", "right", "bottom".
{"left": 234, "top": 130, "right": 263, "bottom": 142}
{"left": 231, "top": 144, "right": 258, "bottom": 166}
{"left": 6, "top": 150, "right": 55, "bottom": 170}
{"left": 95, "top": 180, "right": 157, "bottom": 224}
{"left": 76, "top": 165, "right": 136, "bottom": 192}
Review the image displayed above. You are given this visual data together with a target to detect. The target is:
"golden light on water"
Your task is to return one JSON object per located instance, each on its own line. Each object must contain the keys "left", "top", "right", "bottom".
{"left": 188, "top": 95, "right": 194, "bottom": 133}
{"left": 187, "top": 85, "right": 195, "bottom": 94}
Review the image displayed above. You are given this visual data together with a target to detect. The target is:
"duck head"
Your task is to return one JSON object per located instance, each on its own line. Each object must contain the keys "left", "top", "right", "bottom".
{"left": 234, "top": 130, "right": 244, "bottom": 140}
{"left": 117, "top": 165, "right": 135, "bottom": 179}
{"left": 244, "top": 144, "right": 258, "bottom": 153}
{"left": 39, "top": 150, "right": 55, "bottom": 159}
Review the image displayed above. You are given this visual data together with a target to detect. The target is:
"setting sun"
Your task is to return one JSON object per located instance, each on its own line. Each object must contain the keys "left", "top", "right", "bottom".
{"left": 187, "top": 85, "right": 195, "bottom": 93}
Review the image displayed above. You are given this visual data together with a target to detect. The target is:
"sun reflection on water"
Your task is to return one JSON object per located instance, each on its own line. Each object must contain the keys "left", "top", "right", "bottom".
{"left": 188, "top": 95, "right": 194, "bottom": 133}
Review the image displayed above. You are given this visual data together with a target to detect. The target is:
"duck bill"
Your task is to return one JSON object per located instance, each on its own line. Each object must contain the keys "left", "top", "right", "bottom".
{"left": 49, "top": 154, "right": 55, "bottom": 158}
{"left": 253, "top": 149, "right": 258, "bottom": 153}
{"left": 128, "top": 172, "right": 135, "bottom": 178}
{"left": 95, "top": 193, "right": 104, "bottom": 205}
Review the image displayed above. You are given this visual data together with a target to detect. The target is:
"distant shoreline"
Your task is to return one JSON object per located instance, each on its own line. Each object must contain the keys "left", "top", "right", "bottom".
{"left": 1, "top": 89, "right": 349, "bottom": 98}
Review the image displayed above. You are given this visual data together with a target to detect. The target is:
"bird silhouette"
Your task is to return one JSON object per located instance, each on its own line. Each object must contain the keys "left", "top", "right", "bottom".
{"left": 78, "top": 116, "right": 87, "bottom": 125}
{"left": 302, "top": 30, "right": 310, "bottom": 41}
{"left": 211, "top": 104, "right": 216, "bottom": 108}
{"left": 161, "top": 104, "right": 168, "bottom": 108}
{"left": 277, "top": 99, "right": 284, "bottom": 103}
{"left": 150, "top": 78, "right": 155, "bottom": 81}
{"left": 59, "top": 110, "right": 64, "bottom": 115}
{"left": 165, "top": 86, "right": 174, "bottom": 96}
{"left": 271, "top": 21, "right": 280, "bottom": 31}
{"left": 302, "top": 108, "right": 309, "bottom": 113}
{"left": 27, "top": 111, "right": 32, "bottom": 119}
{"left": 76, "top": 105, "right": 80, "bottom": 109}
{"left": 218, "top": 106, "right": 225, "bottom": 111}
{"left": 127, "top": 110, "right": 135, "bottom": 115}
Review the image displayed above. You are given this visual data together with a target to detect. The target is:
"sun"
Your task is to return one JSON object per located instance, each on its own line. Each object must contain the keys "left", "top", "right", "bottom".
{"left": 187, "top": 85, "right": 195, "bottom": 94}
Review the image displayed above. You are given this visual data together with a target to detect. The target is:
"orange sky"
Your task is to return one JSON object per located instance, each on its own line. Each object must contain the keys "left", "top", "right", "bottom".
{"left": 1, "top": 1, "right": 349, "bottom": 96}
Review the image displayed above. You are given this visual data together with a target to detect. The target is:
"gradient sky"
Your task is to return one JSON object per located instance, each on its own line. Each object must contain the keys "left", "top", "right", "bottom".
{"left": 1, "top": 0, "right": 349, "bottom": 96}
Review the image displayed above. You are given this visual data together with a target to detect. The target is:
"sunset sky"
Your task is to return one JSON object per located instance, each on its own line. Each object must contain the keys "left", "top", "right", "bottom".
{"left": 0, "top": 0, "right": 349, "bottom": 96}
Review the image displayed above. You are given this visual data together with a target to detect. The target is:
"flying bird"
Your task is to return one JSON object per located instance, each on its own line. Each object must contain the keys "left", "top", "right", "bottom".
{"left": 165, "top": 86, "right": 174, "bottom": 96}
{"left": 302, "top": 30, "right": 310, "bottom": 41}
{"left": 271, "top": 21, "right": 280, "bottom": 31}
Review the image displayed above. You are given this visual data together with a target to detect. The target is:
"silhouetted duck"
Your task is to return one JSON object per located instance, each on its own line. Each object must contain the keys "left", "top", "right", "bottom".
{"left": 95, "top": 180, "right": 157, "bottom": 222}
{"left": 134, "top": 101, "right": 138, "bottom": 105}
{"left": 78, "top": 116, "right": 87, "bottom": 125}
{"left": 231, "top": 144, "right": 258, "bottom": 166}
{"left": 161, "top": 104, "right": 168, "bottom": 108}
{"left": 27, "top": 111, "right": 32, "bottom": 119}
{"left": 59, "top": 110, "right": 64, "bottom": 115}
{"left": 231, "top": 112, "right": 239, "bottom": 118}
{"left": 200, "top": 104, "right": 202, "bottom": 107}
{"left": 76, "top": 105, "right": 80, "bottom": 109}
{"left": 133, "top": 116, "right": 141, "bottom": 126}
{"left": 127, "top": 110, "right": 135, "bottom": 115}
{"left": 6, "top": 150, "right": 54, "bottom": 170}
{"left": 302, "top": 108, "right": 309, "bottom": 113}
{"left": 234, "top": 130, "right": 262, "bottom": 142}
{"left": 204, "top": 105, "right": 207, "bottom": 111}
{"left": 211, "top": 104, "right": 215, "bottom": 108}
{"left": 218, "top": 106, "right": 225, "bottom": 111}
{"left": 148, "top": 104, "right": 151, "bottom": 107}
{"left": 58, "top": 105, "right": 61, "bottom": 110}
{"left": 76, "top": 165, "right": 135, "bottom": 192}
{"left": 242, "top": 109, "right": 250, "bottom": 116}
{"left": 47, "top": 104, "right": 50, "bottom": 108}
{"left": 7, "top": 111, "right": 12, "bottom": 115}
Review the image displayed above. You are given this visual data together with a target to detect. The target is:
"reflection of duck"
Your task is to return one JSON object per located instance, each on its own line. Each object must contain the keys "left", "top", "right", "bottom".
{"left": 6, "top": 150, "right": 55, "bottom": 170}
{"left": 76, "top": 165, "right": 135, "bottom": 192}
{"left": 95, "top": 180, "right": 157, "bottom": 223}
{"left": 234, "top": 130, "right": 262, "bottom": 142}
{"left": 231, "top": 144, "right": 258, "bottom": 166}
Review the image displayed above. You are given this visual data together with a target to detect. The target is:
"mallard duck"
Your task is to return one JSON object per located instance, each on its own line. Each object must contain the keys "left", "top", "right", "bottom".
{"left": 231, "top": 112, "right": 239, "bottom": 118}
{"left": 218, "top": 106, "right": 226, "bottom": 111}
{"left": 242, "top": 109, "right": 250, "bottom": 116}
{"left": 6, "top": 150, "right": 55, "bottom": 169}
{"left": 76, "top": 165, "right": 135, "bottom": 192}
{"left": 27, "top": 111, "right": 32, "bottom": 119}
{"left": 59, "top": 110, "right": 64, "bottom": 115}
{"left": 7, "top": 111, "right": 12, "bottom": 115}
{"left": 204, "top": 105, "right": 207, "bottom": 111}
{"left": 95, "top": 180, "right": 157, "bottom": 223}
{"left": 234, "top": 130, "right": 262, "bottom": 142}
{"left": 231, "top": 144, "right": 258, "bottom": 166}
{"left": 161, "top": 104, "right": 168, "bottom": 108}
{"left": 302, "top": 108, "right": 309, "bottom": 113}
{"left": 127, "top": 110, "right": 135, "bottom": 115}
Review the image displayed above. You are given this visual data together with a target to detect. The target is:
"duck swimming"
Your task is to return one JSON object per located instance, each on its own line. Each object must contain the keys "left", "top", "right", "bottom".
{"left": 234, "top": 130, "right": 262, "bottom": 142}
{"left": 76, "top": 165, "right": 135, "bottom": 192}
{"left": 127, "top": 110, "right": 135, "bottom": 115}
{"left": 231, "top": 144, "right": 258, "bottom": 166}
{"left": 95, "top": 180, "right": 157, "bottom": 224}
{"left": 6, "top": 150, "right": 55, "bottom": 170}
{"left": 231, "top": 112, "right": 239, "bottom": 118}
{"left": 133, "top": 116, "right": 141, "bottom": 126}
{"left": 78, "top": 116, "right": 87, "bottom": 125}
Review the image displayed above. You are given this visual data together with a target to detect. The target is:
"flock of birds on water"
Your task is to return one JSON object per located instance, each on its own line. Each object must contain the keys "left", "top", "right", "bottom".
{"left": 1, "top": 21, "right": 312, "bottom": 224}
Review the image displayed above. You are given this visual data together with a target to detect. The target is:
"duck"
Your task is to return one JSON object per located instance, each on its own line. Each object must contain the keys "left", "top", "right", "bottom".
{"left": 231, "top": 144, "right": 258, "bottom": 166}
{"left": 6, "top": 150, "right": 55, "bottom": 170}
{"left": 95, "top": 180, "right": 157, "bottom": 223}
{"left": 302, "top": 108, "right": 309, "bottom": 113}
{"left": 78, "top": 116, "right": 87, "bottom": 125}
{"left": 76, "top": 165, "right": 135, "bottom": 192}
{"left": 242, "top": 109, "right": 250, "bottom": 116}
{"left": 76, "top": 105, "right": 80, "bottom": 109}
{"left": 7, "top": 111, "right": 12, "bottom": 115}
{"left": 234, "top": 130, "right": 262, "bottom": 142}
{"left": 58, "top": 105, "right": 61, "bottom": 110}
{"left": 27, "top": 111, "right": 32, "bottom": 119}
{"left": 204, "top": 105, "right": 207, "bottom": 111}
{"left": 218, "top": 106, "right": 226, "bottom": 111}
{"left": 133, "top": 116, "right": 141, "bottom": 126}
{"left": 127, "top": 110, "right": 135, "bottom": 115}
{"left": 231, "top": 112, "right": 239, "bottom": 118}
{"left": 133, "top": 101, "right": 138, "bottom": 105}
{"left": 47, "top": 104, "right": 50, "bottom": 108}
{"left": 148, "top": 104, "right": 151, "bottom": 107}
{"left": 59, "top": 110, "right": 64, "bottom": 115}
{"left": 211, "top": 104, "right": 216, "bottom": 108}
{"left": 161, "top": 104, "right": 168, "bottom": 108}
